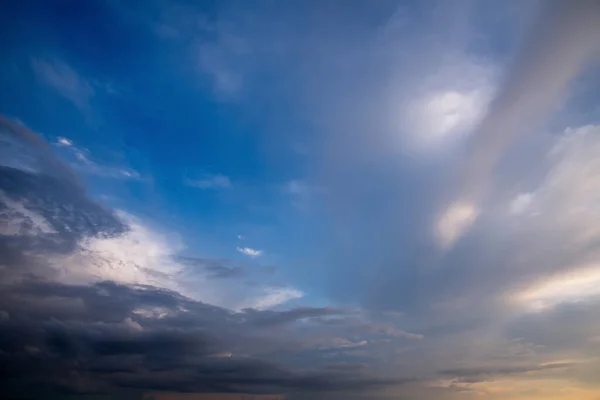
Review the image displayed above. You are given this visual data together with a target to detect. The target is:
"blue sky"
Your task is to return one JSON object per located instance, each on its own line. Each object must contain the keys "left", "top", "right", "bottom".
{"left": 2, "top": 0, "right": 600, "bottom": 399}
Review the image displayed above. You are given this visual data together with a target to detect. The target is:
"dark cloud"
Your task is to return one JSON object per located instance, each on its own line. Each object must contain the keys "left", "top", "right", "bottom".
{"left": 0, "top": 117, "right": 128, "bottom": 286}
{"left": 0, "top": 280, "right": 404, "bottom": 398}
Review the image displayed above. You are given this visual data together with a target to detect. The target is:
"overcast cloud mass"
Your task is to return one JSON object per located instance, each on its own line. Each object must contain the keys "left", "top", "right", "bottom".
{"left": 2, "top": 0, "right": 600, "bottom": 399}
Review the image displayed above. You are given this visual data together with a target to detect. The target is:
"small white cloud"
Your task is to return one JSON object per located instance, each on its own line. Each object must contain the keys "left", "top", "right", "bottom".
{"left": 185, "top": 174, "right": 232, "bottom": 189}
{"left": 123, "top": 317, "right": 144, "bottom": 332}
{"left": 509, "top": 192, "right": 534, "bottom": 215}
{"left": 237, "top": 247, "right": 262, "bottom": 257}
{"left": 119, "top": 169, "right": 141, "bottom": 179}
{"left": 56, "top": 137, "right": 73, "bottom": 146}
{"left": 436, "top": 201, "right": 478, "bottom": 249}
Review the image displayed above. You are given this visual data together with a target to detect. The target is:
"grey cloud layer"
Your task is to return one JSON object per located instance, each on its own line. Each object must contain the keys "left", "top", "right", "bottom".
{"left": 0, "top": 280, "right": 408, "bottom": 398}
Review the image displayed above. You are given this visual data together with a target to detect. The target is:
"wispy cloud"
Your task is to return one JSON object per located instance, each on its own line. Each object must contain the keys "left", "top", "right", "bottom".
{"left": 56, "top": 136, "right": 73, "bottom": 146}
{"left": 31, "top": 58, "right": 94, "bottom": 111}
{"left": 284, "top": 180, "right": 325, "bottom": 211}
{"left": 54, "top": 136, "right": 142, "bottom": 180}
{"left": 185, "top": 174, "right": 232, "bottom": 189}
{"left": 243, "top": 287, "right": 304, "bottom": 310}
{"left": 237, "top": 247, "right": 262, "bottom": 257}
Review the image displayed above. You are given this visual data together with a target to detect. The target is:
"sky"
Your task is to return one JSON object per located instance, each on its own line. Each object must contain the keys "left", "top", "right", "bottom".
{"left": 1, "top": 0, "right": 600, "bottom": 399}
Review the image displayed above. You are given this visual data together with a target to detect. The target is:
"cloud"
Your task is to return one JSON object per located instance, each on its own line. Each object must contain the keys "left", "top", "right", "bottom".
{"left": 249, "top": 307, "right": 352, "bottom": 327}
{"left": 56, "top": 137, "right": 73, "bottom": 146}
{"left": 176, "top": 256, "right": 244, "bottom": 279}
{"left": 237, "top": 246, "right": 262, "bottom": 257}
{"left": 509, "top": 192, "right": 534, "bottom": 215}
{"left": 53, "top": 136, "right": 143, "bottom": 180}
{"left": 439, "top": 361, "right": 575, "bottom": 383}
{"left": 185, "top": 174, "right": 232, "bottom": 189}
{"left": 435, "top": 201, "right": 478, "bottom": 248}
{"left": 399, "top": 58, "right": 495, "bottom": 153}
{"left": 321, "top": 338, "right": 368, "bottom": 350}
{"left": 7, "top": 1, "right": 600, "bottom": 398}
{"left": 244, "top": 288, "right": 304, "bottom": 311}
{"left": 284, "top": 180, "right": 325, "bottom": 211}
{"left": 512, "top": 266, "right": 600, "bottom": 312}
{"left": 31, "top": 58, "right": 95, "bottom": 111}
{"left": 456, "top": 0, "right": 600, "bottom": 206}
{"left": 0, "top": 117, "right": 304, "bottom": 312}
{"left": 0, "top": 280, "right": 405, "bottom": 398}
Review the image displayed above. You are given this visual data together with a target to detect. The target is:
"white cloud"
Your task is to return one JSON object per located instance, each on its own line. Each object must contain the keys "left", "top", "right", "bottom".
{"left": 509, "top": 192, "right": 534, "bottom": 215}
{"left": 243, "top": 287, "right": 304, "bottom": 310}
{"left": 185, "top": 174, "right": 232, "bottom": 189}
{"left": 31, "top": 58, "right": 94, "bottom": 111}
{"left": 456, "top": 1, "right": 600, "bottom": 203}
{"left": 396, "top": 57, "right": 494, "bottom": 153}
{"left": 237, "top": 247, "right": 262, "bottom": 257}
{"left": 46, "top": 211, "right": 187, "bottom": 290}
{"left": 513, "top": 265, "right": 600, "bottom": 312}
{"left": 123, "top": 317, "right": 144, "bottom": 332}
{"left": 26, "top": 209, "right": 299, "bottom": 311}
{"left": 505, "top": 125, "right": 600, "bottom": 312}
{"left": 435, "top": 201, "right": 478, "bottom": 249}
{"left": 56, "top": 137, "right": 73, "bottom": 146}
{"left": 406, "top": 87, "right": 490, "bottom": 150}
{"left": 517, "top": 125, "right": 600, "bottom": 251}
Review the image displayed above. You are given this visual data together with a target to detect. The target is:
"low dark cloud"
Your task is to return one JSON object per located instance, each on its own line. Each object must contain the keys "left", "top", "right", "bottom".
{"left": 0, "top": 280, "right": 404, "bottom": 398}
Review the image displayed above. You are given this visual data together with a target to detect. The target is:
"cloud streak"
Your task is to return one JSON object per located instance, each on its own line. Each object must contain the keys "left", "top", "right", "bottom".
{"left": 458, "top": 0, "right": 600, "bottom": 207}
{"left": 31, "top": 58, "right": 95, "bottom": 111}
{"left": 185, "top": 174, "right": 232, "bottom": 190}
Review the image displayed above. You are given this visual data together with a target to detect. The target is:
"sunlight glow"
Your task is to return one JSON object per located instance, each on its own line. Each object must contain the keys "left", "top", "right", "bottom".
{"left": 513, "top": 266, "right": 600, "bottom": 311}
